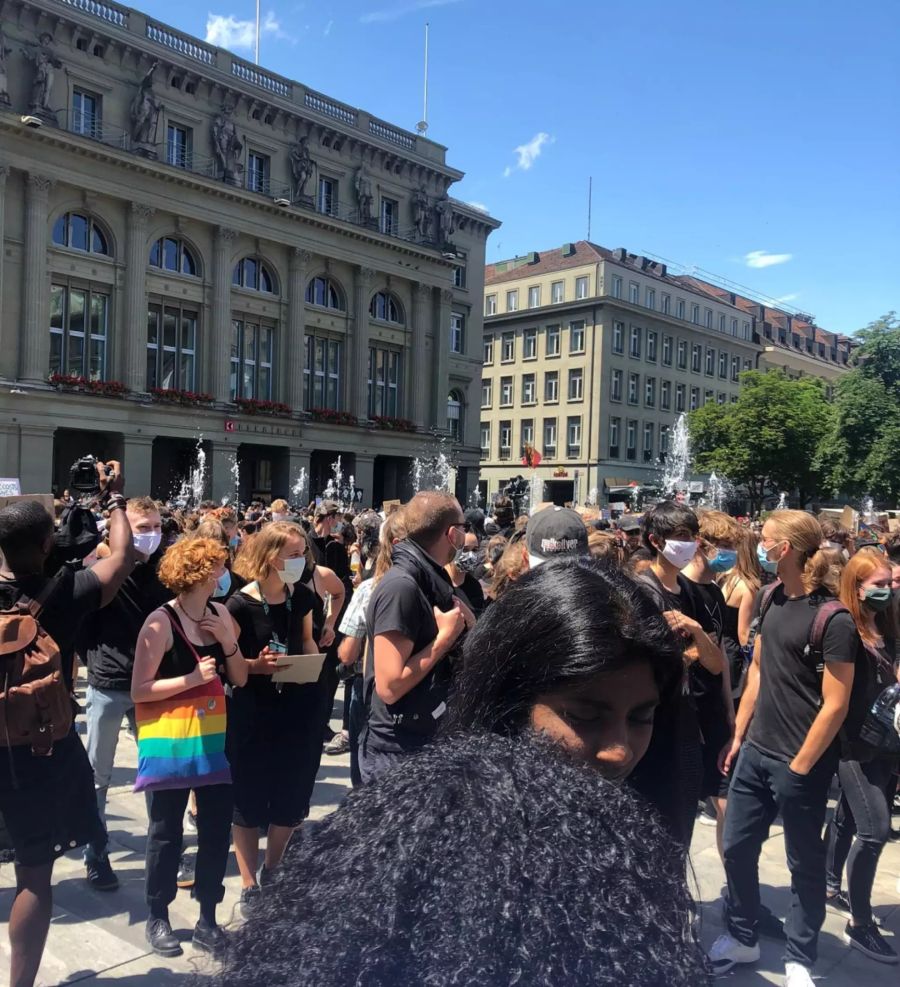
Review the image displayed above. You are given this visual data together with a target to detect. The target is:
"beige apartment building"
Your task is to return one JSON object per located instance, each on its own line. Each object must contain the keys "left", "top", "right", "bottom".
{"left": 0, "top": 0, "right": 499, "bottom": 504}
{"left": 480, "top": 241, "right": 853, "bottom": 506}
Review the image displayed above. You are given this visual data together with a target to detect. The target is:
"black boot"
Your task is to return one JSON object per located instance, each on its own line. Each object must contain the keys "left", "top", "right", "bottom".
{"left": 146, "top": 916, "right": 183, "bottom": 957}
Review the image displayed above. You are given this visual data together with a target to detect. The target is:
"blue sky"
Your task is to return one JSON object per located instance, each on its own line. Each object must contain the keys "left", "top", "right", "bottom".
{"left": 140, "top": 0, "right": 898, "bottom": 335}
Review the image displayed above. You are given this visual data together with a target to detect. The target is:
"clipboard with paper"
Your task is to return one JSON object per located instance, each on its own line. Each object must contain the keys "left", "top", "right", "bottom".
{"left": 271, "top": 653, "right": 328, "bottom": 685}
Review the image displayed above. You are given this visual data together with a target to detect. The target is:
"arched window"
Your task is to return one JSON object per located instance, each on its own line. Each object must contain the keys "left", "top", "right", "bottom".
{"left": 233, "top": 256, "right": 277, "bottom": 293}
{"left": 306, "top": 275, "right": 345, "bottom": 310}
{"left": 51, "top": 212, "right": 110, "bottom": 255}
{"left": 150, "top": 236, "right": 199, "bottom": 277}
{"left": 447, "top": 390, "right": 463, "bottom": 442}
{"left": 369, "top": 291, "right": 404, "bottom": 324}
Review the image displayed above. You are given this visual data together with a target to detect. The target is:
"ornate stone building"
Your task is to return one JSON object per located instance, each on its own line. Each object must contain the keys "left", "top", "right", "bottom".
{"left": 0, "top": 0, "right": 499, "bottom": 503}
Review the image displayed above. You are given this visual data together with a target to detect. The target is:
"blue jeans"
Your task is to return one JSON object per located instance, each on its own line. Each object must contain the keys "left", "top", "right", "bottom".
{"left": 83, "top": 684, "right": 136, "bottom": 864}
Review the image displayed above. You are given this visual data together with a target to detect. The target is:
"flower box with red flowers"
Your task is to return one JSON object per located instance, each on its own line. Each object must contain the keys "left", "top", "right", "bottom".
{"left": 308, "top": 408, "right": 358, "bottom": 427}
{"left": 234, "top": 397, "right": 293, "bottom": 417}
{"left": 49, "top": 373, "right": 128, "bottom": 397}
{"left": 371, "top": 415, "right": 417, "bottom": 433}
{"left": 150, "top": 387, "right": 215, "bottom": 407}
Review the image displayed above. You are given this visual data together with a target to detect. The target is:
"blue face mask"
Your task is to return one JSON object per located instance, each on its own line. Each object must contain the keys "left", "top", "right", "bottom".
{"left": 229, "top": 535, "right": 240, "bottom": 549}
{"left": 212, "top": 569, "right": 232, "bottom": 598}
{"left": 708, "top": 548, "right": 737, "bottom": 574}
{"left": 757, "top": 542, "right": 779, "bottom": 574}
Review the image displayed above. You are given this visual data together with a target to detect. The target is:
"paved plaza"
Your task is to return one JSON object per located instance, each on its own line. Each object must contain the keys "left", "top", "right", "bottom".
{"left": 1, "top": 683, "right": 897, "bottom": 986}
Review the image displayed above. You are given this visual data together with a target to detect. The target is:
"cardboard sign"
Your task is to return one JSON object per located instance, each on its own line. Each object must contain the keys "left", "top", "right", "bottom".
{"left": 0, "top": 478, "right": 21, "bottom": 497}
{"left": 382, "top": 499, "right": 401, "bottom": 515}
{"left": 0, "top": 494, "right": 55, "bottom": 514}
{"left": 840, "top": 506, "right": 856, "bottom": 532}
{"left": 888, "top": 519, "right": 900, "bottom": 533}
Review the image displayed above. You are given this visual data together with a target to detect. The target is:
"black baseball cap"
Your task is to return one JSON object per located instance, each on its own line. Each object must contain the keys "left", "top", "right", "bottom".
{"left": 526, "top": 507, "right": 589, "bottom": 568}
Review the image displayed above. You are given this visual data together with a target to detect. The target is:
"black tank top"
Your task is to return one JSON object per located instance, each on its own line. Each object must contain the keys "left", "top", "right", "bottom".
{"left": 299, "top": 566, "right": 326, "bottom": 642}
{"left": 157, "top": 603, "right": 227, "bottom": 683}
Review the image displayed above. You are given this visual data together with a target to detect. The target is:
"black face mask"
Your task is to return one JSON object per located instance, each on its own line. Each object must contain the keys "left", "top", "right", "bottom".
{"left": 456, "top": 550, "right": 483, "bottom": 574}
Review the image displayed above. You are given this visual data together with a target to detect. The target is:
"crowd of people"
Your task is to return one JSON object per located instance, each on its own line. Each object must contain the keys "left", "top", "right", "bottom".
{"left": 0, "top": 458, "right": 898, "bottom": 986}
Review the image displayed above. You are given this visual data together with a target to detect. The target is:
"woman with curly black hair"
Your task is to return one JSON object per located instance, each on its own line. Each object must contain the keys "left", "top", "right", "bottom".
{"left": 211, "top": 732, "right": 709, "bottom": 986}
{"left": 447, "top": 556, "right": 688, "bottom": 842}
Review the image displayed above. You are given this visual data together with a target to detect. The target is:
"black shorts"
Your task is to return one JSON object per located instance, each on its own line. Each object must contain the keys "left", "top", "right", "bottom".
{"left": 698, "top": 714, "right": 732, "bottom": 800}
{"left": 227, "top": 684, "right": 324, "bottom": 829}
{"left": 0, "top": 730, "right": 103, "bottom": 867}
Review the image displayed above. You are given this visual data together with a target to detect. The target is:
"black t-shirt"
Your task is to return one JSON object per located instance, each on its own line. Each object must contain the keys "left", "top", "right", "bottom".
{"left": 686, "top": 580, "right": 727, "bottom": 710}
{"left": 363, "top": 566, "right": 448, "bottom": 752}
{"left": 0, "top": 567, "right": 102, "bottom": 690}
{"left": 748, "top": 584, "right": 861, "bottom": 761}
{"left": 453, "top": 572, "right": 485, "bottom": 618}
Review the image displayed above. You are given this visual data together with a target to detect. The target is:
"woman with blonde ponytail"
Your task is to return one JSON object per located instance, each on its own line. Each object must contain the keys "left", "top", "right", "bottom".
{"left": 710, "top": 510, "right": 862, "bottom": 987}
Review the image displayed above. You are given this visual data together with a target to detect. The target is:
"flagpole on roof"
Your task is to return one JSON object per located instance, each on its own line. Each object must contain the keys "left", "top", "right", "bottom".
{"left": 255, "top": 0, "right": 260, "bottom": 64}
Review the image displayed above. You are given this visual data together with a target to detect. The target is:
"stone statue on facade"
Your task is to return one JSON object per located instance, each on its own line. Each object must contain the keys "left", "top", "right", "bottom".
{"left": 355, "top": 166, "right": 373, "bottom": 224}
{"left": 130, "top": 61, "right": 162, "bottom": 158}
{"left": 0, "top": 29, "right": 11, "bottom": 107}
{"left": 434, "top": 193, "right": 455, "bottom": 244}
{"left": 289, "top": 137, "right": 314, "bottom": 201}
{"left": 212, "top": 99, "right": 243, "bottom": 186}
{"left": 413, "top": 185, "right": 431, "bottom": 240}
{"left": 23, "top": 33, "right": 61, "bottom": 121}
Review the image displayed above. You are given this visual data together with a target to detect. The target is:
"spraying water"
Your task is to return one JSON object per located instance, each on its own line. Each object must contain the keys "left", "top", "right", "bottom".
{"left": 861, "top": 495, "right": 875, "bottom": 524}
{"left": 411, "top": 436, "right": 454, "bottom": 493}
{"left": 529, "top": 473, "right": 542, "bottom": 514}
{"left": 230, "top": 453, "right": 240, "bottom": 510}
{"left": 776, "top": 492, "right": 788, "bottom": 511}
{"left": 587, "top": 487, "right": 598, "bottom": 507}
{"left": 292, "top": 466, "right": 308, "bottom": 506}
{"left": 173, "top": 434, "right": 207, "bottom": 507}
{"left": 661, "top": 413, "right": 691, "bottom": 498}
{"left": 468, "top": 486, "right": 483, "bottom": 509}
{"left": 705, "top": 472, "right": 734, "bottom": 512}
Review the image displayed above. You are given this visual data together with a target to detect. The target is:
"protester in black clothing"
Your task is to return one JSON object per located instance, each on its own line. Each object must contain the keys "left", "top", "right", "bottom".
{"left": 444, "top": 529, "right": 486, "bottom": 617}
{"left": 0, "top": 477, "right": 134, "bottom": 987}
{"left": 131, "top": 538, "right": 247, "bottom": 957}
{"left": 359, "top": 492, "right": 474, "bottom": 784}
{"left": 227, "top": 522, "right": 318, "bottom": 918}
{"left": 490, "top": 495, "right": 516, "bottom": 539}
{"left": 711, "top": 511, "right": 859, "bottom": 987}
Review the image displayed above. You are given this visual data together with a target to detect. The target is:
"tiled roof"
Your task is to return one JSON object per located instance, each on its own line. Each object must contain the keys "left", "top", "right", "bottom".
{"left": 484, "top": 241, "right": 612, "bottom": 285}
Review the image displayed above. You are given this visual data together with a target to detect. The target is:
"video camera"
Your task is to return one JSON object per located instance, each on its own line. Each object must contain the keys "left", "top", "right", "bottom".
{"left": 69, "top": 455, "right": 112, "bottom": 495}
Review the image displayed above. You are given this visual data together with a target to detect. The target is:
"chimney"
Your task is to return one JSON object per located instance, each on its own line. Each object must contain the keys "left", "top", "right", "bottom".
{"left": 526, "top": 251, "right": 539, "bottom": 265}
{"left": 561, "top": 243, "right": 576, "bottom": 257}
{"left": 614, "top": 247, "right": 627, "bottom": 262}
{"left": 637, "top": 256, "right": 649, "bottom": 271}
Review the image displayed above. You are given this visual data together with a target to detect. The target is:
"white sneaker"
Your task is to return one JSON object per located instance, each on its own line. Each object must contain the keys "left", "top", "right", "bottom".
{"left": 784, "top": 961, "right": 815, "bottom": 986}
{"left": 708, "top": 933, "right": 760, "bottom": 974}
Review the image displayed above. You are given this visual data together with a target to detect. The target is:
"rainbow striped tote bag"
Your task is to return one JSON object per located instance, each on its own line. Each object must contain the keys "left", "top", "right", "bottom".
{"left": 133, "top": 615, "right": 231, "bottom": 793}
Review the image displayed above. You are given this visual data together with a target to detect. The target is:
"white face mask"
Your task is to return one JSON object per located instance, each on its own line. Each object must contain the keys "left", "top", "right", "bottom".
{"left": 133, "top": 531, "right": 162, "bottom": 557}
{"left": 660, "top": 538, "right": 698, "bottom": 570}
{"left": 271, "top": 512, "right": 288, "bottom": 523}
{"left": 278, "top": 556, "right": 306, "bottom": 585}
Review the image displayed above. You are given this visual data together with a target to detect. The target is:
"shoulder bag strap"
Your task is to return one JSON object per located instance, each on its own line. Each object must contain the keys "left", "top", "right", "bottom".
{"left": 18, "top": 568, "right": 68, "bottom": 620}
{"left": 161, "top": 604, "right": 201, "bottom": 666}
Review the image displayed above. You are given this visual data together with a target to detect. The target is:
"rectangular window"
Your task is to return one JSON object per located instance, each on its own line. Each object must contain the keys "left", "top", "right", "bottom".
{"left": 609, "top": 417, "right": 620, "bottom": 458}
{"left": 743, "top": 321, "right": 751, "bottom": 339}
{"left": 731, "top": 356, "right": 740, "bottom": 382}
{"left": 660, "top": 379, "right": 671, "bottom": 410}
{"left": 521, "top": 418, "right": 535, "bottom": 450}
{"left": 629, "top": 325, "right": 642, "bottom": 358}
{"left": 569, "top": 321, "right": 585, "bottom": 354}
{"left": 450, "top": 312, "right": 465, "bottom": 354}
{"left": 692, "top": 304, "right": 700, "bottom": 325}
{"left": 731, "top": 317, "right": 738, "bottom": 336}
{"left": 744, "top": 358, "right": 753, "bottom": 371}
{"left": 661, "top": 293, "right": 670, "bottom": 315}
{"left": 485, "top": 294, "right": 497, "bottom": 316}
{"left": 568, "top": 368, "right": 584, "bottom": 401}
{"left": 567, "top": 416, "right": 582, "bottom": 458}
{"left": 551, "top": 280, "right": 564, "bottom": 304}
{"left": 72, "top": 88, "right": 101, "bottom": 138}
{"left": 231, "top": 319, "right": 274, "bottom": 401}
{"left": 611, "top": 368, "right": 623, "bottom": 401}
{"left": 483, "top": 336, "right": 494, "bottom": 365}
{"left": 522, "top": 373, "right": 536, "bottom": 404}
{"left": 501, "top": 332, "right": 515, "bottom": 362}
{"left": 691, "top": 344, "right": 702, "bottom": 373}
{"left": 380, "top": 197, "right": 399, "bottom": 235}
{"left": 543, "top": 418, "right": 557, "bottom": 457}
{"left": 719, "top": 313, "right": 726, "bottom": 333}
{"left": 660, "top": 424, "right": 670, "bottom": 457}
{"left": 575, "top": 276, "right": 589, "bottom": 299}
{"left": 612, "top": 275, "right": 622, "bottom": 299}
{"left": 367, "top": 346, "right": 401, "bottom": 417}
{"left": 717, "top": 392, "right": 727, "bottom": 405}
{"left": 481, "top": 379, "right": 492, "bottom": 408}
{"left": 677, "top": 339, "right": 688, "bottom": 370}
{"left": 166, "top": 123, "right": 192, "bottom": 168}
{"left": 318, "top": 176, "right": 338, "bottom": 215}
{"left": 303, "top": 335, "right": 342, "bottom": 410}
{"left": 247, "top": 151, "right": 271, "bottom": 194}
{"left": 677, "top": 298, "right": 685, "bottom": 320}
{"left": 645, "top": 376, "right": 656, "bottom": 407}
{"left": 629, "top": 282, "right": 640, "bottom": 304}
{"left": 50, "top": 284, "right": 109, "bottom": 380}
{"left": 612, "top": 321, "right": 624, "bottom": 354}
{"left": 647, "top": 330, "right": 657, "bottom": 363}
{"left": 499, "top": 421, "right": 512, "bottom": 460}
{"left": 690, "top": 386, "right": 699, "bottom": 410}
{"left": 628, "top": 372, "right": 639, "bottom": 404}
{"left": 506, "top": 289, "right": 518, "bottom": 312}
{"left": 453, "top": 258, "right": 467, "bottom": 289}
{"left": 544, "top": 370, "right": 559, "bottom": 403}
{"left": 719, "top": 351, "right": 728, "bottom": 379}
{"left": 523, "top": 328, "right": 537, "bottom": 360}
{"left": 662, "top": 334, "right": 673, "bottom": 366}
{"left": 645, "top": 287, "right": 655, "bottom": 310}
{"left": 146, "top": 303, "right": 197, "bottom": 391}
{"left": 546, "top": 325, "right": 561, "bottom": 357}
{"left": 675, "top": 383, "right": 686, "bottom": 412}
{"left": 500, "top": 376, "right": 514, "bottom": 407}
{"left": 480, "top": 423, "right": 490, "bottom": 457}
{"left": 643, "top": 422, "right": 654, "bottom": 462}
{"left": 626, "top": 419, "right": 637, "bottom": 461}
{"left": 705, "top": 347, "right": 715, "bottom": 376}
{"left": 705, "top": 388, "right": 714, "bottom": 405}
{"left": 705, "top": 308, "right": 713, "bottom": 329}
{"left": 528, "top": 285, "right": 541, "bottom": 309}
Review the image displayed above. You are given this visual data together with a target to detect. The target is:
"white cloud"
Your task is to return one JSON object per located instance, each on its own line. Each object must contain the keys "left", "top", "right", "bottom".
{"left": 502, "top": 132, "right": 554, "bottom": 178}
{"left": 361, "top": 0, "right": 463, "bottom": 25}
{"left": 324, "top": 19, "right": 333, "bottom": 36}
{"left": 465, "top": 201, "right": 489, "bottom": 213}
{"left": 205, "top": 11, "right": 291, "bottom": 51}
{"left": 771, "top": 293, "right": 799, "bottom": 304}
{"left": 744, "top": 250, "right": 792, "bottom": 269}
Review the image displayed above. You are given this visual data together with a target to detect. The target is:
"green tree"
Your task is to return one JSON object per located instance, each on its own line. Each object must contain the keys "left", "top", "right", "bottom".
{"left": 821, "top": 313, "right": 900, "bottom": 502}
{"left": 689, "top": 370, "right": 832, "bottom": 513}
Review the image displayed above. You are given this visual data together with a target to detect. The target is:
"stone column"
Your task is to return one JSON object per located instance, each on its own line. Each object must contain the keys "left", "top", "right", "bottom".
{"left": 351, "top": 266, "right": 375, "bottom": 420}
{"left": 122, "top": 204, "right": 154, "bottom": 392}
{"left": 209, "top": 439, "right": 238, "bottom": 504}
{"left": 286, "top": 248, "right": 311, "bottom": 411}
{"left": 431, "top": 288, "right": 452, "bottom": 428}
{"left": 210, "top": 227, "right": 238, "bottom": 403}
{"left": 409, "top": 283, "right": 429, "bottom": 427}
{"left": 353, "top": 452, "right": 376, "bottom": 509}
{"left": 20, "top": 174, "right": 54, "bottom": 383}
{"left": 121, "top": 433, "right": 154, "bottom": 496}
{"left": 18, "top": 424, "right": 55, "bottom": 493}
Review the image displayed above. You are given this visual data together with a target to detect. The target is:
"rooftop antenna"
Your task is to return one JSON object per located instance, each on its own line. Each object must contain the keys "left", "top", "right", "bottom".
{"left": 587, "top": 176, "right": 593, "bottom": 240}
{"left": 255, "top": 0, "right": 260, "bottom": 64}
{"left": 415, "top": 22, "right": 429, "bottom": 135}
